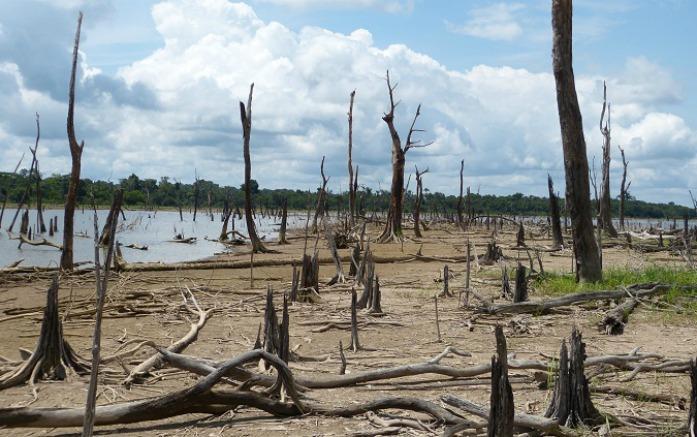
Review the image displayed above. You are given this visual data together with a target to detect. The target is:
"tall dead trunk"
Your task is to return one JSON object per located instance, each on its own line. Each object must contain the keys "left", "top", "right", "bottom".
{"left": 377, "top": 71, "right": 430, "bottom": 243}
{"left": 192, "top": 171, "right": 200, "bottom": 222}
{"left": 548, "top": 174, "right": 564, "bottom": 248}
{"left": 457, "top": 159, "right": 465, "bottom": 230}
{"left": 487, "top": 326, "right": 514, "bottom": 437}
{"left": 413, "top": 166, "right": 428, "bottom": 238}
{"left": 278, "top": 197, "right": 289, "bottom": 245}
{"left": 618, "top": 145, "right": 630, "bottom": 231}
{"left": 598, "top": 81, "right": 617, "bottom": 237}
{"left": 311, "top": 156, "right": 329, "bottom": 234}
{"left": 60, "top": 12, "right": 85, "bottom": 271}
{"left": 551, "top": 0, "right": 602, "bottom": 282}
{"left": 239, "top": 84, "right": 269, "bottom": 253}
{"left": 347, "top": 90, "right": 356, "bottom": 228}
{"left": 32, "top": 114, "right": 46, "bottom": 234}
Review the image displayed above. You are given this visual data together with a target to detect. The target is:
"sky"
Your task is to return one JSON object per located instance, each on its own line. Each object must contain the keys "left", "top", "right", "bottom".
{"left": 1, "top": 0, "right": 696, "bottom": 204}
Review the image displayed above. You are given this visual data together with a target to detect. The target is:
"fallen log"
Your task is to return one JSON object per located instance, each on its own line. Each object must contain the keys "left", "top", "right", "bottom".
{"left": 442, "top": 394, "right": 573, "bottom": 437}
{"left": 17, "top": 233, "right": 63, "bottom": 250}
{"left": 477, "top": 283, "right": 670, "bottom": 315}
{"left": 600, "top": 295, "right": 638, "bottom": 335}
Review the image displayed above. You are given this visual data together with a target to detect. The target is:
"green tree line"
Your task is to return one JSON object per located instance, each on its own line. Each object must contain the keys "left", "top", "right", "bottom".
{"left": 1, "top": 170, "right": 694, "bottom": 219}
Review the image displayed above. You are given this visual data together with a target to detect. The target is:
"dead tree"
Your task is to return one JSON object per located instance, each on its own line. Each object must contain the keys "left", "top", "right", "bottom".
{"left": 239, "top": 83, "right": 270, "bottom": 253}
{"left": 457, "top": 159, "right": 465, "bottom": 230}
{"left": 357, "top": 252, "right": 376, "bottom": 309}
{"left": 413, "top": 166, "right": 428, "bottom": 238}
{"left": 548, "top": 175, "right": 564, "bottom": 248}
{"left": 83, "top": 189, "right": 122, "bottom": 436}
{"left": 377, "top": 70, "right": 431, "bottom": 243}
{"left": 501, "top": 264, "right": 511, "bottom": 299}
{"left": 516, "top": 223, "right": 525, "bottom": 247}
{"left": 192, "top": 170, "right": 200, "bottom": 222}
{"left": 599, "top": 296, "right": 637, "bottom": 335}
{"left": 598, "top": 81, "right": 618, "bottom": 237}
{"left": 513, "top": 263, "right": 528, "bottom": 303}
{"left": 440, "top": 264, "right": 452, "bottom": 298}
{"left": 487, "top": 326, "right": 514, "bottom": 437}
{"left": 618, "top": 145, "right": 631, "bottom": 231}
{"left": 689, "top": 359, "right": 697, "bottom": 437}
{"left": 311, "top": 156, "right": 329, "bottom": 234}
{"left": 349, "top": 288, "right": 361, "bottom": 352}
{"left": 98, "top": 190, "right": 124, "bottom": 248}
{"left": 347, "top": 90, "right": 357, "bottom": 228}
{"left": 545, "top": 327, "right": 603, "bottom": 427}
{"left": 278, "top": 197, "right": 289, "bottom": 245}
{"left": 326, "top": 227, "right": 346, "bottom": 285}
{"left": 60, "top": 12, "right": 85, "bottom": 271}
{"left": 0, "top": 276, "right": 89, "bottom": 390}
{"left": 552, "top": 0, "right": 602, "bottom": 281}
{"left": 32, "top": 114, "right": 46, "bottom": 233}
{"left": 219, "top": 210, "right": 231, "bottom": 241}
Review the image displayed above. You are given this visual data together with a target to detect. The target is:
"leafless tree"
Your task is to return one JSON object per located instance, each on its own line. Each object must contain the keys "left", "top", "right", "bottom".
{"left": 548, "top": 175, "right": 564, "bottom": 248}
{"left": 598, "top": 81, "right": 618, "bottom": 237}
{"left": 413, "top": 166, "right": 428, "bottom": 238}
{"left": 239, "top": 83, "right": 270, "bottom": 253}
{"left": 347, "top": 90, "right": 357, "bottom": 228}
{"left": 552, "top": 0, "right": 602, "bottom": 281}
{"left": 456, "top": 159, "right": 465, "bottom": 230}
{"left": 618, "top": 145, "right": 631, "bottom": 231}
{"left": 311, "top": 156, "right": 329, "bottom": 234}
{"left": 60, "top": 12, "right": 85, "bottom": 271}
{"left": 377, "top": 70, "right": 431, "bottom": 243}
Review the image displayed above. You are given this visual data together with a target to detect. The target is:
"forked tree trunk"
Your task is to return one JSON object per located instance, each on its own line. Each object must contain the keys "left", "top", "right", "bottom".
{"left": 552, "top": 0, "right": 602, "bottom": 282}
{"left": 311, "top": 156, "right": 329, "bottom": 234}
{"left": 378, "top": 71, "right": 429, "bottom": 243}
{"left": 548, "top": 174, "right": 564, "bottom": 248}
{"left": 60, "top": 12, "right": 85, "bottom": 271}
{"left": 598, "top": 81, "right": 618, "bottom": 237}
{"left": 239, "top": 84, "right": 269, "bottom": 253}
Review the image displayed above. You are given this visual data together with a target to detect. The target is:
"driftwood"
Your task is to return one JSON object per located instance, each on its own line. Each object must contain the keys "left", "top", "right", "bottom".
{"left": 600, "top": 295, "right": 638, "bottom": 335}
{"left": 478, "top": 283, "right": 669, "bottom": 315}
{"left": 123, "top": 288, "right": 212, "bottom": 386}
{"left": 17, "top": 233, "right": 63, "bottom": 250}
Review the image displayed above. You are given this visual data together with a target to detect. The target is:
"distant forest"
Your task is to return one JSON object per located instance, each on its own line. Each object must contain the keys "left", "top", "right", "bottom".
{"left": 1, "top": 171, "right": 694, "bottom": 219}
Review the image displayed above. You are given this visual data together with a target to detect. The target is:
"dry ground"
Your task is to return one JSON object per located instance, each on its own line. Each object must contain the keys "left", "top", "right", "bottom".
{"left": 0, "top": 221, "right": 694, "bottom": 436}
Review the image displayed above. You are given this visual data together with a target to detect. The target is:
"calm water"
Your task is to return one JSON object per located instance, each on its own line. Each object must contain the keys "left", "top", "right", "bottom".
{"left": 0, "top": 209, "right": 303, "bottom": 268}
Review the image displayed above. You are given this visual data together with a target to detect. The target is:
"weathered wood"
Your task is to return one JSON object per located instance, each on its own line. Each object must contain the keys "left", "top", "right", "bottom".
{"left": 600, "top": 296, "right": 638, "bottom": 335}
{"left": 239, "top": 84, "right": 270, "bottom": 253}
{"left": 552, "top": 0, "right": 602, "bottom": 281}
{"left": 60, "top": 12, "right": 85, "bottom": 271}
{"left": 349, "top": 288, "right": 360, "bottom": 352}
{"left": 545, "top": 327, "right": 603, "bottom": 427}
{"left": 548, "top": 174, "right": 564, "bottom": 248}
{"left": 479, "top": 284, "right": 669, "bottom": 315}
{"left": 513, "top": 263, "right": 528, "bottom": 303}
{"left": 598, "top": 81, "right": 618, "bottom": 237}
{"left": 487, "top": 326, "right": 514, "bottom": 437}
{"left": 618, "top": 145, "right": 630, "bottom": 231}
{"left": 689, "top": 358, "right": 697, "bottom": 436}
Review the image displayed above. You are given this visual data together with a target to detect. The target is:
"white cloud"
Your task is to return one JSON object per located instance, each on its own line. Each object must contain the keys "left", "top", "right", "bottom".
{"left": 1, "top": 0, "right": 695, "bottom": 204}
{"left": 255, "top": 0, "right": 414, "bottom": 13}
{"left": 447, "top": 3, "right": 524, "bottom": 41}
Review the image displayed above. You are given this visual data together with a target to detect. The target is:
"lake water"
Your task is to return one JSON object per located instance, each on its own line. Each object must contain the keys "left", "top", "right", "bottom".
{"left": 0, "top": 208, "right": 303, "bottom": 268}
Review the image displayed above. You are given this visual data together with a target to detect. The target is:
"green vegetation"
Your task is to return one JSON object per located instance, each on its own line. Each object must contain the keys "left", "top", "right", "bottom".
{"left": 1, "top": 170, "right": 695, "bottom": 218}
{"left": 536, "top": 266, "right": 697, "bottom": 305}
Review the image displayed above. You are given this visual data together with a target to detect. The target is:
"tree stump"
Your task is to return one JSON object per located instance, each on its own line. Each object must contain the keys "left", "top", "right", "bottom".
{"left": 0, "top": 276, "right": 89, "bottom": 390}
{"left": 513, "top": 263, "right": 528, "bottom": 303}
{"left": 349, "top": 288, "right": 361, "bottom": 352}
{"left": 482, "top": 241, "right": 503, "bottom": 265}
{"left": 487, "top": 326, "right": 514, "bottom": 436}
{"left": 545, "top": 326, "right": 603, "bottom": 427}
{"left": 500, "top": 265, "right": 511, "bottom": 299}
{"left": 516, "top": 223, "right": 525, "bottom": 247}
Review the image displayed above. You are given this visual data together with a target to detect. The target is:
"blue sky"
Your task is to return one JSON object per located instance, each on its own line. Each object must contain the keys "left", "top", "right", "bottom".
{"left": 1, "top": 0, "right": 696, "bottom": 204}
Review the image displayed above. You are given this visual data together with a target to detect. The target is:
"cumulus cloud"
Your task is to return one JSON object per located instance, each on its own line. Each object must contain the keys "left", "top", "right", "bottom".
{"left": 254, "top": 0, "right": 414, "bottom": 13}
{"left": 446, "top": 3, "right": 525, "bottom": 41}
{"left": 0, "top": 0, "right": 695, "bottom": 204}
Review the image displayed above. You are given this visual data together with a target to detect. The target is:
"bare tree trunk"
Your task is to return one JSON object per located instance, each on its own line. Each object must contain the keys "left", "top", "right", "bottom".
{"left": 618, "top": 146, "right": 630, "bottom": 231}
{"left": 548, "top": 174, "right": 564, "bottom": 248}
{"left": 347, "top": 90, "right": 356, "bottom": 228}
{"left": 83, "top": 189, "right": 122, "bottom": 437}
{"left": 457, "top": 159, "right": 465, "bottom": 230}
{"left": 278, "top": 197, "right": 289, "bottom": 245}
{"left": 192, "top": 170, "right": 199, "bottom": 222}
{"left": 378, "top": 71, "right": 430, "bottom": 243}
{"left": 311, "top": 156, "right": 329, "bottom": 234}
{"left": 239, "top": 83, "right": 269, "bottom": 253}
{"left": 487, "top": 326, "right": 514, "bottom": 436}
{"left": 413, "top": 166, "right": 428, "bottom": 238}
{"left": 551, "top": 0, "right": 602, "bottom": 282}
{"left": 598, "top": 81, "right": 617, "bottom": 237}
{"left": 60, "top": 12, "right": 85, "bottom": 271}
